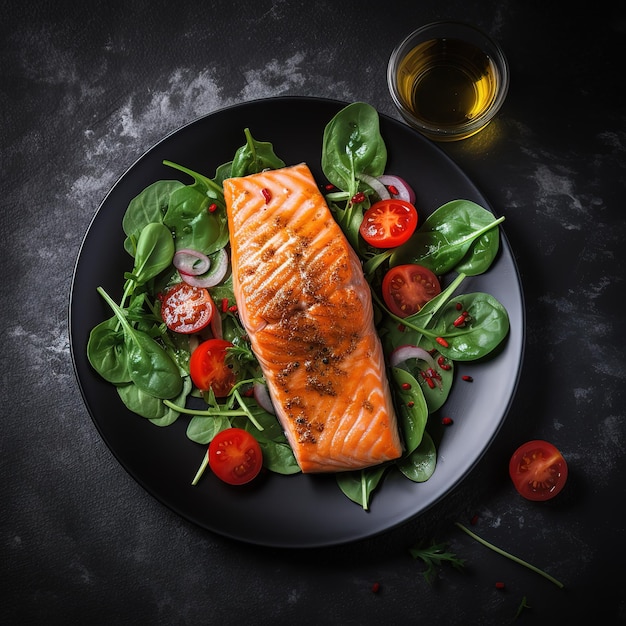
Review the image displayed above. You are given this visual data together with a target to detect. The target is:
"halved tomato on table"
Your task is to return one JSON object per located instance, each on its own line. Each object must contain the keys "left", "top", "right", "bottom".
{"left": 359, "top": 198, "right": 418, "bottom": 248}
{"left": 160, "top": 282, "right": 214, "bottom": 334}
{"left": 209, "top": 427, "right": 263, "bottom": 485}
{"left": 189, "top": 338, "right": 236, "bottom": 397}
{"left": 509, "top": 440, "right": 568, "bottom": 501}
{"left": 382, "top": 264, "right": 441, "bottom": 317}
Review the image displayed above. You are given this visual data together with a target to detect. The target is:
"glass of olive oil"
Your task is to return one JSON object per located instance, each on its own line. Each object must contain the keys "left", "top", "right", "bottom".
{"left": 387, "top": 22, "right": 509, "bottom": 141}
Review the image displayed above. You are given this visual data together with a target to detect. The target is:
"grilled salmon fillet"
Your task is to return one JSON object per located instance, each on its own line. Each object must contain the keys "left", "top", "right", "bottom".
{"left": 223, "top": 163, "right": 402, "bottom": 473}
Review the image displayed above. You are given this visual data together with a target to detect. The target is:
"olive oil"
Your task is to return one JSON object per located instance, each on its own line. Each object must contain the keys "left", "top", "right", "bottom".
{"left": 396, "top": 37, "right": 499, "bottom": 133}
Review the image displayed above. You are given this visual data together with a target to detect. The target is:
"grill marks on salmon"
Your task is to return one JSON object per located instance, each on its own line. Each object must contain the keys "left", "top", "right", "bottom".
{"left": 224, "top": 163, "right": 403, "bottom": 473}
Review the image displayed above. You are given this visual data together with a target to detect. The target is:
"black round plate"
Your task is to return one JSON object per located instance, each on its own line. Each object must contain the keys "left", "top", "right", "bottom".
{"left": 69, "top": 96, "right": 524, "bottom": 548}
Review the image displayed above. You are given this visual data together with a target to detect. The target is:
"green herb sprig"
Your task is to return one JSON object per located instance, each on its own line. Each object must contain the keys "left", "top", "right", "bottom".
{"left": 409, "top": 540, "right": 465, "bottom": 584}
{"left": 455, "top": 522, "right": 564, "bottom": 589}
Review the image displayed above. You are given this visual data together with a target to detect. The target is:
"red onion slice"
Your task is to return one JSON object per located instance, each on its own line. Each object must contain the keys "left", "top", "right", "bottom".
{"left": 356, "top": 173, "right": 391, "bottom": 201}
{"left": 253, "top": 381, "right": 275, "bottom": 415}
{"left": 179, "top": 248, "right": 229, "bottom": 288}
{"left": 173, "top": 249, "right": 210, "bottom": 276}
{"left": 377, "top": 175, "right": 416, "bottom": 204}
{"left": 210, "top": 297, "right": 223, "bottom": 339}
{"left": 188, "top": 334, "right": 201, "bottom": 355}
{"left": 389, "top": 344, "right": 437, "bottom": 370}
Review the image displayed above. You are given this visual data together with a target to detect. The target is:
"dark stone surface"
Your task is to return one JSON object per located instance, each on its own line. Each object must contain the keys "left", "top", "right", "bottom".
{"left": 2, "top": 1, "right": 625, "bottom": 623}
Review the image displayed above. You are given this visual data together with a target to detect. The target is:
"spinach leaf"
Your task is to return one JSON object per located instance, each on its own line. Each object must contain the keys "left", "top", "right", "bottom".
{"left": 117, "top": 375, "right": 191, "bottom": 424}
{"left": 230, "top": 128, "right": 286, "bottom": 177}
{"left": 86, "top": 317, "right": 130, "bottom": 384}
{"left": 378, "top": 280, "right": 509, "bottom": 363}
{"left": 258, "top": 441, "right": 301, "bottom": 475}
{"left": 322, "top": 102, "right": 387, "bottom": 196}
{"left": 97, "top": 287, "right": 183, "bottom": 399}
{"left": 336, "top": 466, "right": 388, "bottom": 510}
{"left": 122, "top": 180, "right": 183, "bottom": 256}
{"left": 125, "top": 328, "right": 183, "bottom": 399}
{"left": 127, "top": 222, "right": 175, "bottom": 289}
{"left": 213, "top": 161, "right": 233, "bottom": 186}
{"left": 397, "top": 431, "right": 437, "bottom": 482}
{"left": 390, "top": 200, "right": 504, "bottom": 275}
{"left": 391, "top": 367, "right": 429, "bottom": 454}
{"left": 186, "top": 414, "right": 231, "bottom": 444}
{"left": 431, "top": 293, "right": 510, "bottom": 361}
{"left": 455, "top": 222, "right": 501, "bottom": 275}
{"left": 396, "top": 343, "right": 454, "bottom": 414}
{"left": 162, "top": 159, "right": 224, "bottom": 198}
{"left": 162, "top": 160, "right": 229, "bottom": 255}
{"left": 149, "top": 376, "right": 192, "bottom": 426}
{"left": 155, "top": 319, "right": 192, "bottom": 371}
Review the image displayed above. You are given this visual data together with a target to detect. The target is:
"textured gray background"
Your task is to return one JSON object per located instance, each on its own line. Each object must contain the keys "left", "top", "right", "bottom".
{"left": 2, "top": 1, "right": 625, "bottom": 624}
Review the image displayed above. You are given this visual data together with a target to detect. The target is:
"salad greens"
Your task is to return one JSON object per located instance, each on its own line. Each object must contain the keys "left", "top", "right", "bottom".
{"left": 88, "top": 128, "right": 297, "bottom": 476}
{"left": 390, "top": 199, "right": 505, "bottom": 276}
{"left": 321, "top": 101, "right": 387, "bottom": 196}
{"left": 87, "top": 101, "right": 510, "bottom": 509}
{"left": 321, "top": 102, "right": 387, "bottom": 252}
{"left": 122, "top": 180, "right": 183, "bottom": 256}
{"left": 230, "top": 127, "right": 286, "bottom": 176}
{"left": 320, "top": 103, "right": 509, "bottom": 508}
{"left": 126, "top": 223, "right": 176, "bottom": 295}
{"left": 95, "top": 287, "right": 183, "bottom": 400}
{"left": 161, "top": 160, "right": 229, "bottom": 256}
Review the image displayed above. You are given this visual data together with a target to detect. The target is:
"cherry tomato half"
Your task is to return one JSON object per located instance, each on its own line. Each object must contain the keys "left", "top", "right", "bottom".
{"left": 359, "top": 199, "right": 418, "bottom": 248}
{"left": 189, "top": 338, "right": 236, "bottom": 397}
{"left": 160, "top": 282, "right": 214, "bottom": 334}
{"left": 209, "top": 427, "right": 263, "bottom": 485}
{"left": 509, "top": 440, "right": 568, "bottom": 501}
{"left": 382, "top": 264, "right": 441, "bottom": 317}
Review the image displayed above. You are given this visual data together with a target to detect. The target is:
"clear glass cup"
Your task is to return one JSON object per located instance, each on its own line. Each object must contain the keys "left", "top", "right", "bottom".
{"left": 387, "top": 21, "right": 510, "bottom": 141}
